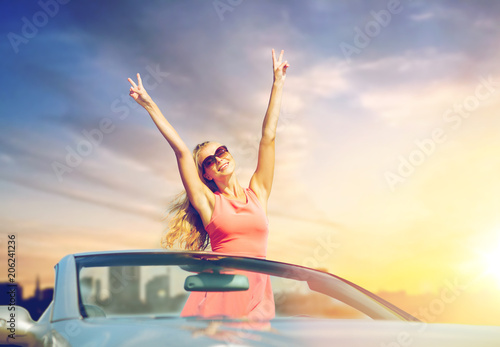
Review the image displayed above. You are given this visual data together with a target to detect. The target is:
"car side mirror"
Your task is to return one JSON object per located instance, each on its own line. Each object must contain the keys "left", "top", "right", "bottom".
{"left": 0, "top": 305, "right": 36, "bottom": 346}
{"left": 184, "top": 273, "right": 249, "bottom": 292}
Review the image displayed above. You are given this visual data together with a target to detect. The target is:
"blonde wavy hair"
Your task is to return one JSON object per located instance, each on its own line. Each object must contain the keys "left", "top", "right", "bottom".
{"left": 161, "top": 141, "right": 219, "bottom": 251}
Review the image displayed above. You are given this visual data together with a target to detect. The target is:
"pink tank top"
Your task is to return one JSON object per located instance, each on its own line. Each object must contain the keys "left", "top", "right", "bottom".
{"left": 180, "top": 188, "right": 274, "bottom": 320}
{"left": 205, "top": 188, "right": 269, "bottom": 258}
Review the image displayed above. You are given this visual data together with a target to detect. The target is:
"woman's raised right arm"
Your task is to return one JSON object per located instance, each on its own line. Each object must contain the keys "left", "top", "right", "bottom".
{"left": 128, "top": 74, "right": 214, "bottom": 220}
{"left": 128, "top": 73, "right": 187, "bottom": 155}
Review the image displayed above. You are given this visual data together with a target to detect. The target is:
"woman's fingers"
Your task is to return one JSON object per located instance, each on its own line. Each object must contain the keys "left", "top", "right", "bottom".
{"left": 128, "top": 77, "right": 138, "bottom": 89}
{"left": 127, "top": 73, "right": 145, "bottom": 91}
{"left": 272, "top": 49, "right": 286, "bottom": 71}
{"left": 137, "top": 73, "right": 143, "bottom": 88}
{"left": 128, "top": 74, "right": 148, "bottom": 99}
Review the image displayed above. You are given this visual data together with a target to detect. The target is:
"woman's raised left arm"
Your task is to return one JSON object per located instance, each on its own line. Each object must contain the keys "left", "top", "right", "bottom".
{"left": 250, "top": 49, "right": 289, "bottom": 208}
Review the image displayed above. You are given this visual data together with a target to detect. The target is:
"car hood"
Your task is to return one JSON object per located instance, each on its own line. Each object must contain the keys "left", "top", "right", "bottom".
{"left": 50, "top": 318, "right": 500, "bottom": 347}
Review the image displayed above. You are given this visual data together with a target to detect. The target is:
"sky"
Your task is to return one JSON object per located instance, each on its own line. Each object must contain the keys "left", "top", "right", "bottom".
{"left": 1, "top": 0, "right": 500, "bottom": 325}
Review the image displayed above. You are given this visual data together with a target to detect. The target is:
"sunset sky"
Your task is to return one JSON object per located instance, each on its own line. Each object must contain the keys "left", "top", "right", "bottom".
{"left": 1, "top": 0, "right": 500, "bottom": 325}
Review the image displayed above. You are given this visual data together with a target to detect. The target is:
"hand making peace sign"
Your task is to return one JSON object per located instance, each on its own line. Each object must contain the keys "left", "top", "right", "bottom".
{"left": 272, "top": 49, "right": 289, "bottom": 83}
{"left": 128, "top": 73, "right": 152, "bottom": 108}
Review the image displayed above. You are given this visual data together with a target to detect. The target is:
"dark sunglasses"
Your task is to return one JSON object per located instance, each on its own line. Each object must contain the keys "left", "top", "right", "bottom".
{"left": 202, "top": 146, "right": 229, "bottom": 171}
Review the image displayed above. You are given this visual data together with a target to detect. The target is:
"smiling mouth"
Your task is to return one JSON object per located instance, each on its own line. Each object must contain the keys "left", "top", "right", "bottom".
{"left": 219, "top": 163, "right": 229, "bottom": 171}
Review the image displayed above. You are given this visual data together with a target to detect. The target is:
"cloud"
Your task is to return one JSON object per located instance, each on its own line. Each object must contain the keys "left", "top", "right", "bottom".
{"left": 0, "top": 122, "right": 174, "bottom": 220}
{"left": 410, "top": 12, "right": 435, "bottom": 22}
{"left": 340, "top": 48, "right": 500, "bottom": 126}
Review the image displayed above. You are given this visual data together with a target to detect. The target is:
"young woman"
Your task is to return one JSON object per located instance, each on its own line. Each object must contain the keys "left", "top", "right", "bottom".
{"left": 128, "top": 49, "right": 289, "bottom": 320}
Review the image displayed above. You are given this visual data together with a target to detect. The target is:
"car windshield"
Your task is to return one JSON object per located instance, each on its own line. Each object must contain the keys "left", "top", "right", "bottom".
{"left": 76, "top": 253, "right": 396, "bottom": 321}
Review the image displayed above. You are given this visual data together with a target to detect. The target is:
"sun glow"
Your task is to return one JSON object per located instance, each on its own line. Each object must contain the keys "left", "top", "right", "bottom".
{"left": 481, "top": 237, "right": 500, "bottom": 287}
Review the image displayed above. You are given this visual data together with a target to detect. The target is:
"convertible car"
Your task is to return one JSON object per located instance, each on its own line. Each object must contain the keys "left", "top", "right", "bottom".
{"left": 1, "top": 249, "right": 500, "bottom": 346}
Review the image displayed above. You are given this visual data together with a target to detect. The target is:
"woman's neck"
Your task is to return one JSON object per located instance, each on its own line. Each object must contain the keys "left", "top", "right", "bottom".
{"left": 216, "top": 177, "right": 245, "bottom": 201}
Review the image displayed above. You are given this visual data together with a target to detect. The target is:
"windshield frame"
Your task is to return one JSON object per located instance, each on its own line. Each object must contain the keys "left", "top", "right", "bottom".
{"left": 74, "top": 251, "right": 418, "bottom": 322}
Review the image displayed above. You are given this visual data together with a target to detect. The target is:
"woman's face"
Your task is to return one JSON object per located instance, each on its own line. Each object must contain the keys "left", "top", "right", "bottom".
{"left": 198, "top": 142, "right": 235, "bottom": 181}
